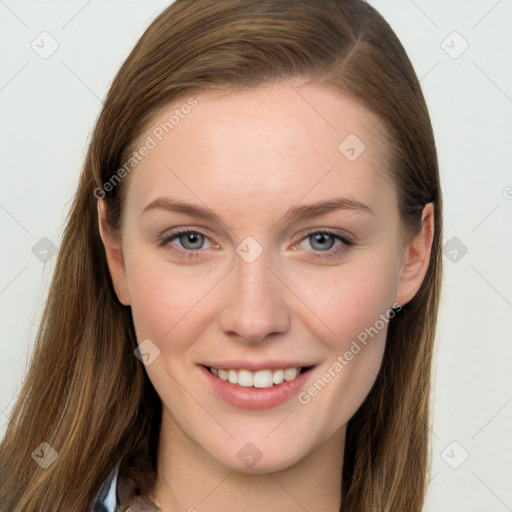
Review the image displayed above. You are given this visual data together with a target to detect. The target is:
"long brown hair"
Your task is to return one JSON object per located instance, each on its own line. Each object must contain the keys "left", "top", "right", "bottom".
{"left": 0, "top": 1, "right": 443, "bottom": 510}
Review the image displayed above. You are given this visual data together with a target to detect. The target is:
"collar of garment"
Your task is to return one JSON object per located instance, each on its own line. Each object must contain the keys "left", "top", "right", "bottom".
{"left": 116, "top": 452, "right": 161, "bottom": 512}
{"left": 92, "top": 435, "right": 161, "bottom": 512}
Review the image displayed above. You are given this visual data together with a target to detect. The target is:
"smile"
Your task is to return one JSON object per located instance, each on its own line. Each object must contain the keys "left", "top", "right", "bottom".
{"left": 199, "top": 364, "right": 316, "bottom": 410}
{"left": 206, "top": 366, "right": 314, "bottom": 388}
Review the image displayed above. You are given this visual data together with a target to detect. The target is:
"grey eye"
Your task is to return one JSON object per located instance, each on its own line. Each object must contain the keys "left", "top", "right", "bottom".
{"left": 308, "top": 233, "right": 336, "bottom": 251}
{"left": 176, "top": 232, "right": 206, "bottom": 250}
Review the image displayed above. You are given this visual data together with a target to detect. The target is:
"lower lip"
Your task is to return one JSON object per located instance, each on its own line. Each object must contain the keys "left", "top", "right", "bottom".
{"left": 199, "top": 365, "right": 315, "bottom": 410}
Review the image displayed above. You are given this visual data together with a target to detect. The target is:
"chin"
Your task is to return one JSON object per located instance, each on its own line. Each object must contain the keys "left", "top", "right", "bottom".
{"left": 210, "top": 439, "right": 309, "bottom": 475}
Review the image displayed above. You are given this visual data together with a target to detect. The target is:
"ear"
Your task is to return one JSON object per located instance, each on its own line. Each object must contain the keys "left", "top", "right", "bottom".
{"left": 97, "top": 200, "right": 131, "bottom": 305}
{"left": 393, "top": 202, "right": 435, "bottom": 307}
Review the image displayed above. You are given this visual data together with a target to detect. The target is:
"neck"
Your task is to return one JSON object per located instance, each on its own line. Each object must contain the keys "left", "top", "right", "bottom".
{"left": 153, "top": 408, "right": 345, "bottom": 512}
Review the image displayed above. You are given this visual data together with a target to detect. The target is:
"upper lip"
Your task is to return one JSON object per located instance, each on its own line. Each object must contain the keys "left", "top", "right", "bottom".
{"left": 199, "top": 361, "right": 316, "bottom": 372}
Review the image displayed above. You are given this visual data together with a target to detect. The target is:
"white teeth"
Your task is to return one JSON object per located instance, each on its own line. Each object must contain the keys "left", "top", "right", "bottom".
{"left": 228, "top": 369, "right": 238, "bottom": 384}
{"left": 209, "top": 366, "right": 304, "bottom": 388}
{"left": 252, "top": 370, "right": 271, "bottom": 388}
{"left": 284, "top": 368, "right": 298, "bottom": 381}
{"left": 273, "top": 369, "right": 284, "bottom": 385}
{"left": 238, "top": 370, "right": 254, "bottom": 387}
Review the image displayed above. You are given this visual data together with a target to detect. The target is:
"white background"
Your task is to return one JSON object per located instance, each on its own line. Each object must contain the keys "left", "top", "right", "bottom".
{"left": 0, "top": 1, "right": 511, "bottom": 510}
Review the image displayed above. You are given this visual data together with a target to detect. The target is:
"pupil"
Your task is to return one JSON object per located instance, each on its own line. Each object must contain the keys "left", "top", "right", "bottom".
{"left": 312, "top": 233, "right": 334, "bottom": 250}
{"left": 182, "top": 233, "right": 203, "bottom": 249}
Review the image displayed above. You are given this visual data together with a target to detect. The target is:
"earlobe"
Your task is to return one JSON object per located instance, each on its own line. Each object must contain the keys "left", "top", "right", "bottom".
{"left": 393, "top": 203, "right": 435, "bottom": 308}
{"left": 97, "top": 200, "right": 131, "bottom": 305}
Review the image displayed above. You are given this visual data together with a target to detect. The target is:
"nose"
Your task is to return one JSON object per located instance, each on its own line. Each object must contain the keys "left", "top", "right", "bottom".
{"left": 218, "top": 247, "right": 290, "bottom": 345}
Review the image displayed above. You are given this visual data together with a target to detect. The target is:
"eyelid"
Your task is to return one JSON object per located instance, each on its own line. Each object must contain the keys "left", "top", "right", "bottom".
{"left": 158, "top": 226, "right": 354, "bottom": 244}
{"left": 292, "top": 227, "right": 355, "bottom": 246}
{"left": 157, "top": 227, "right": 219, "bottom": 252}
{"left": 157, "top": 226, "right": 355, "bottom": 260}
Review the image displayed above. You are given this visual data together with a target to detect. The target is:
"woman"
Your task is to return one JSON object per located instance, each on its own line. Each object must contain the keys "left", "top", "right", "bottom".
{"left": 0, "top": 0, "right": 443, "bottom": 511}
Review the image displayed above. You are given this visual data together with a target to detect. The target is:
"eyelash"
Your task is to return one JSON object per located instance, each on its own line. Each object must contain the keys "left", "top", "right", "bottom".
{"left": 157, "top": 228, "right": 355, "bottom": 261}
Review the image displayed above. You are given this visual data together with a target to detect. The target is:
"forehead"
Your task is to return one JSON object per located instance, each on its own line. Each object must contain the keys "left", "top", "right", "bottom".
{"left": 126, "top": 82, "right": 394, "bottom": 221}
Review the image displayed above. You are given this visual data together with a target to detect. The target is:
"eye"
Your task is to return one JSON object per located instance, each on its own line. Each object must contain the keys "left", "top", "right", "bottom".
{"left": 157, "top": 229, "right": 218, "bottom": 259}
{"left": 293, "top": 230, "right": 355, "bottom": 260}
{"left": 173, "top": 231, "right": 207, "bottom": 250}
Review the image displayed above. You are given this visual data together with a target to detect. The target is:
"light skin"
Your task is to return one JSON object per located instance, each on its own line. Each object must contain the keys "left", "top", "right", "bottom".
{"left": 98, "top": 82, "right": 434, "bottom": 511}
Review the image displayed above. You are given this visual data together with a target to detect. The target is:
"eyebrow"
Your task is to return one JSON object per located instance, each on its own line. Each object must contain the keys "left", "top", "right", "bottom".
{"left": 141, "top": 196, "right": 375, "bottom": 231}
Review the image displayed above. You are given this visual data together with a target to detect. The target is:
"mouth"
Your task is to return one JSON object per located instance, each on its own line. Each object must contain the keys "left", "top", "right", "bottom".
{"left": 201, "top": 365, "right": 315, "bottom": 389}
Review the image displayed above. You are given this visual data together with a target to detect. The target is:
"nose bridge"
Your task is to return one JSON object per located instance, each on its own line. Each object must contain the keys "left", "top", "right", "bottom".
{"left": 237, "top": 247, "right": 275, "bottom": 301}
{"left": 218, "top": 238, "right": 290, "bottom": 344}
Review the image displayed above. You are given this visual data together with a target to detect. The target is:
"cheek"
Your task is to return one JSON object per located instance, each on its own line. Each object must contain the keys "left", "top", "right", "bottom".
{"left": 283, "top": 249, "right": 399, "bottom": 354}
{"left": 291, "top": 264, "right": 395, "bottom": 434}
{"left": 125, "top": 241, "right": 399, "bottom": 352}
{"left": 285, "top": 249, "right": 399, "bottom": 420}
{"left": 124, "top": 252, "right": 224, "bottom": 350}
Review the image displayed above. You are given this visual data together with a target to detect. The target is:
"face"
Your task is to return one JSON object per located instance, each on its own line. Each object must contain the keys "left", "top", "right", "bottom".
{"left": 99, "top": 82, "right": 433, "bottom": 475}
